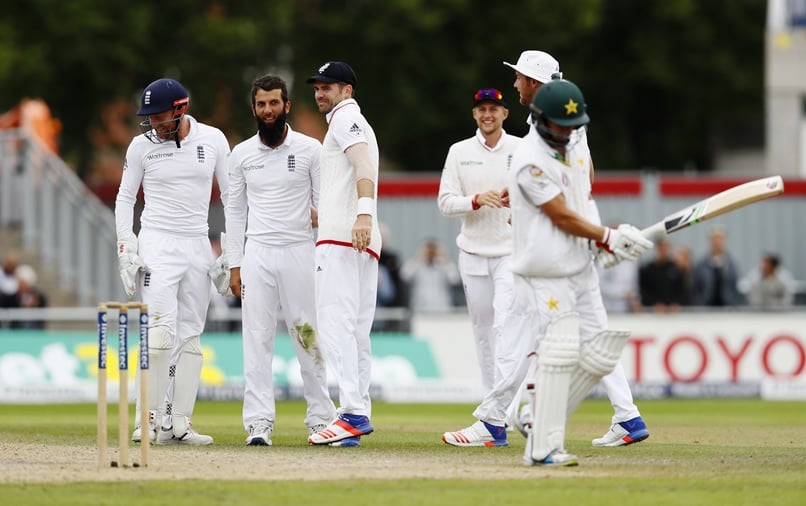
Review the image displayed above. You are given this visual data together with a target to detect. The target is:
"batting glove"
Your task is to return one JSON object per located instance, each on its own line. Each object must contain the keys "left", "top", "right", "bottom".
{"left": 599, "top": 224, "right": 653, "bottom": 262}
{"left": 117, "top": 234, "right": 147, "bottom": 298}
{"left": 596, "top": 248, "right": 623, "bottom": 269}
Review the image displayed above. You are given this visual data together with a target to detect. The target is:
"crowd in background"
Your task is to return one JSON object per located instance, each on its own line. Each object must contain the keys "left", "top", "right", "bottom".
{"left": 0, "top": 223, "right": 800, "bottom": 330}
{"left": 599, "top": 226, "right": 798, "bottom": 313}
{"left": 392, "top": 225, "right": 800, "bottom": 316}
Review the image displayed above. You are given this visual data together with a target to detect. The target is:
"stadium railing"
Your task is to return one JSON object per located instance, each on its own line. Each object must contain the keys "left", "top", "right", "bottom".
{"left": 0, "top": 129, "right": 124, "bottom": 305}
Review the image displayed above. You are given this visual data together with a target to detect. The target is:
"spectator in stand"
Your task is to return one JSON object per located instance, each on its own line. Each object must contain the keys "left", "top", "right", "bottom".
{"left": 0, "top": 249, "right": 20, "bottom": 308}
{"left": 400, "top": 239, "right": 460, "bottom": 313}
{"left": 691, "top": 226, "right": 742, "bottom": 307}
{"left": 674, "top": 245, "right": 694, "bottom": 306}
{"left": 374, "top": 222, "right": 407, "bottom": 331}
{"left": 377, "top": 262, "right": 397, "bottom": 308}
{"left": 738, "top": 253, "right": 794, "bottom": 309}
{"left": 11, "top": 264, "right": 48, "bottom": 329}
{"left": 638, "top": 238, "right": 687, "bottom": 313}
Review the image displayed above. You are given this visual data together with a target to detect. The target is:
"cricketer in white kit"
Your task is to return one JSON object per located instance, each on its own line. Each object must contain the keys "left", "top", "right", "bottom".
{"left": 508, "top": 79, "right": 652, "bottom": 466}
{"left": 505, "top": 50, "right": 651, "bottom": 447}
{"left": 224, "top": 74, "right": 336, "bottom": 447}
{"left": 438, "top": 88, "right": 531, "bottom": 447}
{"left": 115, "top": 78, "right": 229, "bottom": 446}
{"left": 306, "top": 61, "right": 380, "bottom": 447}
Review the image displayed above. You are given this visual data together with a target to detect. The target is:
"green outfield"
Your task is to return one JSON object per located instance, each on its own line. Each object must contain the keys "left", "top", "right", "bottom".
{"left": 1, "top": 399, "right": 804, "bottom": 505}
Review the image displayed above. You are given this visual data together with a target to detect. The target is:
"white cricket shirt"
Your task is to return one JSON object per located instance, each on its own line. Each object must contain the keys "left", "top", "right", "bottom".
{"left": 438, "top": 129, "right": 521, "bottom": 257}
{"left": 115, "top": 115, "right": 230, "bottom": 238}
{"left": 225, "top": 126, "right": 321, "bottom": 267}
{"left": 509, "top": 130, "right": 593, "bottom": 277}
{"left": 317, "top": 98, "right": 382, "bottom": 257}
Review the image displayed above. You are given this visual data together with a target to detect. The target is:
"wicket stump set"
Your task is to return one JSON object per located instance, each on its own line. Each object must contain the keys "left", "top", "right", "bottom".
{"left": 97, "top": 301, "right": 149, "bottom": 468}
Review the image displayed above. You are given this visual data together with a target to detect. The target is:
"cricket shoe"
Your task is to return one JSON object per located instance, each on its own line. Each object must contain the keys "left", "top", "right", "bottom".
{"left": 592, "top": 416, "right": 649, "bottom": 447}
{"left": 156, "top": 419, "right": 214, "bottom": 446}
{"left": 245, "top": 420, "right": 273, "bottom": 446}
{"left": 524, "top": 449, "right": 579, "bottom": 467}
{"left": 131, "top": 424, "right": 157, "bottom": 444}
{"left": 308, "top": 424, "right": 328, "bottom": 437}
{"left": 131, "top": 410, "right": 157, "bottom": 443}
{"left": 308, "top": 414, "right": 374, "bottom": 445}
{"left": 330, "top": 436, "right": 361, "bottom": 447}
{"left": 309, "top": 423, "right": 360, "bottom": 447}
{"left": 442, "top": 420, "right": 508, "bottom": 447}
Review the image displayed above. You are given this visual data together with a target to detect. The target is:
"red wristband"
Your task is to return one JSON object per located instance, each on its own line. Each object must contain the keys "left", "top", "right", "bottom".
{"left": 472, "top": 194, "right": 481, "bottom": 210}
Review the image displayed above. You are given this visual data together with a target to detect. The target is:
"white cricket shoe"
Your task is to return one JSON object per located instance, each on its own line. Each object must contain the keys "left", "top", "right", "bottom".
{"left": 309, "top": 423, "right": 360, "bottom": 447}
{"left": 156, "top": 417, "right": 213, "bottom": 446}
{"left": 246, "top": 420, "right": 273, "bottom": 446}
{"left": 131, "top": 423, "right": 156, "bottom": 444}
{"left": 524, "top": 449, "right": 579, "bottom": 467}
{"left": 131, "top": 410, "right": 157, "bottom": 443}
{"left": 308, "top": 424, "right": 328, "bottom": 437}
{"left": 308, "top": 414, "right": 374, "bottom": 445}
{"left": 442, "top": 420, "right": 508, "bottom": 447}
{"left": 592, "top": 416, "right": 649, "bottom": 447}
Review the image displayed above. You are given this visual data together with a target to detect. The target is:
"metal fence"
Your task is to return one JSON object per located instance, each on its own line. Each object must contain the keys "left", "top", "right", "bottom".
{"left": 0, "top": 129, "right": 125, "bottom": 304}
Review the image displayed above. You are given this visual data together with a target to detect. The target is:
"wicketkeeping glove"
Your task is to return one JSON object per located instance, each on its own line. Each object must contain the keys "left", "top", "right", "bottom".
{"left": 117, "top": 234, "right": 147, "bottom": 298}
{"left": 209, "top": 232, "right": 231, "bottom": 296}
{"left": 599, "top": 224, "right": 653, "bottom": 262}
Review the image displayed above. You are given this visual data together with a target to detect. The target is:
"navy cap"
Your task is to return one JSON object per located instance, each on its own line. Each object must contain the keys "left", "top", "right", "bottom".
{"left": 137, "top": 78, "right": 189, "bottom": 116}
{"left": 306, "top": 61, "right": 358, "bottom": 88}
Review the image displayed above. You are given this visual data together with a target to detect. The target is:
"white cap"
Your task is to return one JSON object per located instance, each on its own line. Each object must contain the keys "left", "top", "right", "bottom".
{"left": 503, "top": 50, "right": 560, "bottom": 83}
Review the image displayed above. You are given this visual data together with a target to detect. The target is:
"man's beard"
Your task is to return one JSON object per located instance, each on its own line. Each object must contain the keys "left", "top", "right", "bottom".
{"left": 256, "top": 110, "right": 287, "bottom": 147}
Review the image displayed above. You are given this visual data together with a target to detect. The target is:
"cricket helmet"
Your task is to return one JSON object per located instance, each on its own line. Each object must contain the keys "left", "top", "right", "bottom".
{"left": 529, "top": 79, "right": 589, "bottom": 128}
{"left": 137, "top": 78, "right": 189, "bottom": 146}
{"left": 137, "top": 78, "right": 189, "bottom": 116}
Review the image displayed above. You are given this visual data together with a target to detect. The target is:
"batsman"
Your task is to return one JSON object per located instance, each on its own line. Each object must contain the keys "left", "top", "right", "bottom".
{"left": 508, "top": 78, "right": 652, "bottom": 466}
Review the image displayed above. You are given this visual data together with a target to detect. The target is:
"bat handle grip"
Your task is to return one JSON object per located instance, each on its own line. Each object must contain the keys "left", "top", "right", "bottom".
{"left": 641, "top": 222, "right": 667, "bottom": 241}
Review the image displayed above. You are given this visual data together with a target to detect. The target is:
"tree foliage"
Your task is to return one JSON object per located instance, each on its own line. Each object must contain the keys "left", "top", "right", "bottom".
{"left": 0, "top": 0, "right": 766, "bottom": 177}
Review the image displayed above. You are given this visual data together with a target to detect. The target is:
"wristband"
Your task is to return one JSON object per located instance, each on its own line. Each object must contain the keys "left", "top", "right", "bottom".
{"left": 601, "top": 227, "right": 611, "bottom": 244}
{"left": 356, "top": 197, "right": 374, "bottom": 217}
{"left": 472, "top": 194, "right": 481, "bottom": 211}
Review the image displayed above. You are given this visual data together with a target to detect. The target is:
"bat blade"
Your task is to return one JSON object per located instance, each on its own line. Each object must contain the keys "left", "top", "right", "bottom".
{"left": 641, "top": 175, "right": 784, "bottom": 240}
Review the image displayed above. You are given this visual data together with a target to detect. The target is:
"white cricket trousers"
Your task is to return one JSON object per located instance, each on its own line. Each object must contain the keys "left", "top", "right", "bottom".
{"left": 137, "top": 228, "right": 212, "bottom": 424}
{"left": 460, "top": 251, "right": 533, "bottom": 426}
{"left": 314, "top": 243, "right": 378, "bottom": 417}
{"left": 241, "top": 241, "right": 335, "bottom": 430}
{"left": 518, "top": 262, "right": 641, "bottom": 422}
{"left": 138, "top": 228, "right": 213, "bottom": 340}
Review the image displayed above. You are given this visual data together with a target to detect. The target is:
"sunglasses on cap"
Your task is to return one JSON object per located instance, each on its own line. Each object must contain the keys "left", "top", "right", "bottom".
{"left": 474, "top": 88, "right": 504, "bottom": 102}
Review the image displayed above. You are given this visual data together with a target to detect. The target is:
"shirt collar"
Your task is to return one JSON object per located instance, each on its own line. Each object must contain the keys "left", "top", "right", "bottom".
{"left": 475, "top": 128, "right": 508, "bottom": 152}
{"left": 326, "top": 98, "right": 358, "bottom": 124}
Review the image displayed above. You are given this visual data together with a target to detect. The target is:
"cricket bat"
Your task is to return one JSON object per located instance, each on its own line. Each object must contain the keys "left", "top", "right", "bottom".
{"left": 641, "top": 175, "right": 785, "bottom": 240}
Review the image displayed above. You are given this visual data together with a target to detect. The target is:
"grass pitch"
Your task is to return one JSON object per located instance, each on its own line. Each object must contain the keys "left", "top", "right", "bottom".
{"left": 0, "top": 399, "right": 804, "bottom": 505}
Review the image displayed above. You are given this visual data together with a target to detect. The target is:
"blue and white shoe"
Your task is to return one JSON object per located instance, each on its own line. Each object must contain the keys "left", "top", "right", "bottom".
{"left": 592, "top": 416, "right": 649, "bottom": 447}
{"left": 308, "top": 414, "right": 374, "bottom": 445}
{"left": 442, "top": 420, "right": 508, "bottom": 447}
{"left": 330, "top": 436, "right": 361, "bottom": 447}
